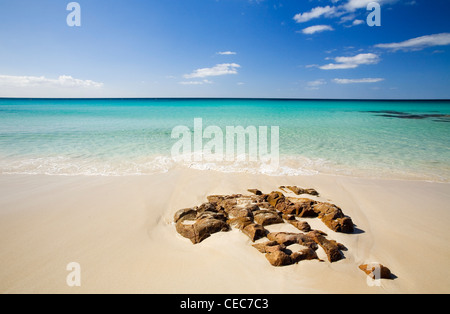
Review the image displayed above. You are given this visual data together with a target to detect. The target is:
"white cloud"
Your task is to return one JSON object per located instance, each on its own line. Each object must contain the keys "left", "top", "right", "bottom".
{"left": 334, "top": 53, "right": 379, "bottom": 64}
{"left": 319, "top": 53, "right": 380, "bottom": 70}
{"left": 301, "top": 25, "right": 334, "bottom": 35}
{"left": 293, "top": 6, "right": 336, "bottom": 23}
{"left": 308, "top": 79, "right": 327, "bottom": 87}
{"left": 375, "top": 33, "right": 450, "bottom": 51}
{"left": 320, "top": 63, "right": 359, "bottom": 70}
{"left": 306, "top": 79, "right": 327, "bottom": 90}
{"left": 344, "top": 0, "right": 397, "bottom": 12}
{"left": 293, "top": 1, "right": 398, "bottom": 27}
{"left": 344, "top": 0, "right": 376, "bottom": 11}
{"left": 179, "top": 80, "right": 213, "bottom": 85}
{"left": 333, "top": 78, "right": 384, "bottom": 84}
{"left": 339, "top": 13, "right": 356, "bottom": 24}
{"left": 217, "top": 51, "right": 237, "bottom": 55}
{"left": 184, "top": 63, "right": 241, "bottom": 79}
{"left": 352, "top": 19, "right": 365, "bottom": 26}
{"left": 0, "top": 74, "right": 103, "bottom": 88}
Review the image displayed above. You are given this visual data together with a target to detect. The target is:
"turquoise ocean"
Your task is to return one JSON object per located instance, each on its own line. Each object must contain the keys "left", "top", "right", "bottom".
{"left": 0, "top": 98, "right": 449, "bottom": 182}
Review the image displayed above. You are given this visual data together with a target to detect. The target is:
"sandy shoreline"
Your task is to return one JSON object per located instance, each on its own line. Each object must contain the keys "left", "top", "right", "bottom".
{"left": 0, "top": 170, "right": 449, "bottom": 294}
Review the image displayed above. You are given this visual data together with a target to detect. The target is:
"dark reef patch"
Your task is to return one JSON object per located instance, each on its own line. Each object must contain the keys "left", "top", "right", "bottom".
{"left": 363, "top": 110, "right": 450, "bottom": 122}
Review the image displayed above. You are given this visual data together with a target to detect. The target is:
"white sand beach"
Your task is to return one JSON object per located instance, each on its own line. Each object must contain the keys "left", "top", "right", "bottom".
{"left": 0, "top": 170, "right": 449, "bottom": 294}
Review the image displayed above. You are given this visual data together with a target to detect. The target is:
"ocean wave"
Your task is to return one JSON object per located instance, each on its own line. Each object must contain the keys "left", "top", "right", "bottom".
{"left": 0, "top": 154, "right": 448, "bottom": 182}
{"left": 0, "top": 154, "right": 321, "bottom": 177}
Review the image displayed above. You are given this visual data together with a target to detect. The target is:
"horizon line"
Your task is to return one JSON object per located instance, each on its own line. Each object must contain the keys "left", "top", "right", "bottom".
{"left": 1, "top": 97, "right": 449, "bottom": 102}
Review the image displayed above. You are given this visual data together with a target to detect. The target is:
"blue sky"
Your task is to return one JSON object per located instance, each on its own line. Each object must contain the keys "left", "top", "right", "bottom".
{"left": 0, "top": 0, "right": 449, "bottom": 99}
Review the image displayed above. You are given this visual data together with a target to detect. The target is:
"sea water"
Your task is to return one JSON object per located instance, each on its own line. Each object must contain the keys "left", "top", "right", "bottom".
{"left": 0, "top": 98, "right": 449, "bottom": 181}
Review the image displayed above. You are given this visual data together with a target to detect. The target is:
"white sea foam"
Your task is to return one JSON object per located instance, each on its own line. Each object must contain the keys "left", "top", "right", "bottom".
{"left": 0, "top": 154, "right": 321, "bottom": 177}
{"left": 1, "top": 153, "right": 447, "bottom": 182}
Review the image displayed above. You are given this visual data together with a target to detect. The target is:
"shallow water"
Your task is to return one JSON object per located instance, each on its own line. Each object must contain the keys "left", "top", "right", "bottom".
{"left": 0, "top": 98, "right": 449, "bottom": 181}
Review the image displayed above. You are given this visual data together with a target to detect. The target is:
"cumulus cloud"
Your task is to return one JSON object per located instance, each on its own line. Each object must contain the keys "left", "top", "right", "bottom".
{"left": 344, "top": 0, "right": 377, "bottom": 11}
{"left": 301, "top": 25, "right": 334, "bottom": 35}
{"left": 344, "top": 0, "right": 397, "bottom": 12}
{"left": 0, "top": 74, "right": 103, "bottom": 88}
{"left": 333, "top": 78, "right": 385, "bottom": 84}
{"left": 319, "top": 53, "right": 380, "bottom": 70}
{"left": 184, "top": 63, "right": 241, "bottom": 79}
{"left": 375, "top": 33, "right": 450, "bottom": 51}
{"left": 293, "top": 1, "right": 398, "bottom": 27}
{"left": 293, "top": 6, "right": 336, "bottom": 23}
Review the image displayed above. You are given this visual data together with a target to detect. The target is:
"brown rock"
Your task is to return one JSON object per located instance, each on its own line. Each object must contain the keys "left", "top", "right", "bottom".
{"left": 228, "top": 207, "right": 254, "bottom": 219}
{"left": 291, "top": 248, "right": 319, "bottom": 263}
{"left": 245, "top": 204, "right": 261, "bottom": 212}
{"left": 253, "top": 210, "right": 283, "bottom": 226}
{"left": 289, "top": 220, "right": 312, "bottom": 232}
{"left": 312, "top": 229, "right": 328, "bottom": 236}
{"left": 194, "top": 218, "right": 230, "bottom": 243}
{"left": 314, "top": 202, "right": 354, "bottom": 233}
{"left": 207, "top": 194, "right": 242, "bottom": 203}
{"left": 267, "top": 191, "right": 285, "bottom": 208}
{"left": 307, "top": 231, "right": 343, "bottom": 262}
{"left": 176, "top": 218, "right": 230, "bottom": 244}
{"left": 242, "top": 223, "right": 266, "bottom": 242}
{"left": 304, "top": 188, "right": 319, "bottom": 196}
{"left": 359, "top": 264, "right": 392, "bottom": 280}
{"left": 267, "top": 232, "right": 298, "bottom": 245}
{"left": 253, "top": 202, "right": 274, "bottom": 210}
{"left": 175, "top": 220, "right": 196, "bottom": 242}
{"left": 278, "top": 186, "right": 288, "bottom": 192}
{"left": 282, "top": 214, "right": 296, "bottom": 221}
{"left": 337, "top": 217, "right": 354, "bottom": 234}
{"left": 227, "top": 217, "right": 253, "bottom": 230}
{"left": 228, "top": 215, "right": 266, "bottom": 242}
{"left": 277, "top": 198, "right": 318, "bottom": 218}
{"left": 273, "top": 200, "right": 293, "bottom": 215}
{"left": 256, "top": 241, "right": 318, "bottom": 265}
{"left": 247, "top": 189, "right": 263, "bottom": 195}
{"left": 196, "top": 210, "right": 228, "bottom": 221}
{"left": 206, "top": 195, "right": 225, "bottom": 204}
{"left": 207, "top": 194, "right": 243, "bottom": 212}
{"left": 265, "top": 250, "right": 293, "bottom": 267}
{"left": 249, "top": 194, "right": 268, "bottom": 204}
{"left": 252, "top": 241, "right": 286, "bottom": 254}
{"left": 286, "top": 186, "right": 319, "bottom": 196}
{"left": 196, "top": 202, "right": 218, "bottom": 214}
{"left": 220, "top": 199, "right": 240, "bottom": 213}
{"left": 267, "top": 232, "right": 318, "bottom": 250}
{"left": 291, "top": 198, "right": 318, "bottom": 217}
{"left": 174, "top": 208, "right": 197, "bottom": 223}
{"left": 334, "top": 241, "right": 348, "bottom": 251}
{"left": 315, "top": 203, "right": 343, "bottom": 219}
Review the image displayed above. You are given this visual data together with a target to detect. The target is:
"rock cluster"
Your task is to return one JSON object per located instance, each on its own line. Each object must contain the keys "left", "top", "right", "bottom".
{"left": 174, "top": 186, "right": 356, "bottom": 266}
{"left": 174, "top": 186, "right": 394, "bottom": 280}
